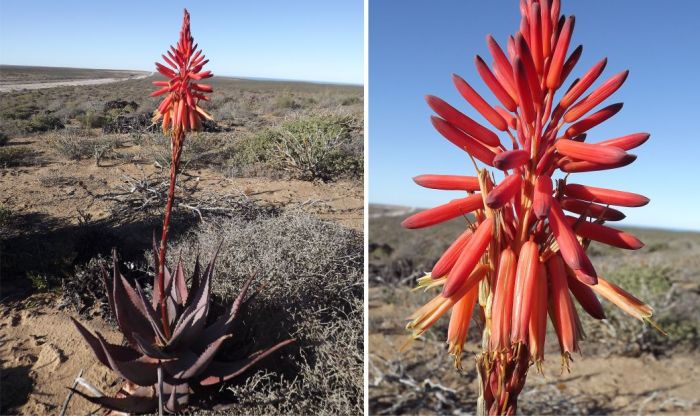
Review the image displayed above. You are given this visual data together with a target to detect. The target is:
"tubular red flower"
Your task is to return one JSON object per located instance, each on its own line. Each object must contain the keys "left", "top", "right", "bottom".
{"left": 426, "top": 96, "right": 501, "bottom": 147}
{"left": 430, "top": 116, "right": 499, "bottom": 165}
{"left": 493, "top": 149, "right": 530, "bottom": 171}
{"left": 452, "top": 74, "right": 508, "bottom": 132}
{"left": 528, "top": 261, "right": 548, "bottom": 363}
{"left": 546, "top": 15, "right": 575, "bottom": 89}
{"left": 447, "top": 284, "right": 480, "bottom": 367}
{"left": 513, "top": 58, "right": 536, "bottom": 123}
{"left": 560, "top": 198, "right": 626, "bottom": 221}
{"left": 486, "top": 35, "right": 517, "bottom": 101}
{"left": 565, "top": 216, "right": 644, "bottom": 249}
{"left": 475, "top": 55, "right": 517, "bottom": 112}
{"left": 432, "top": 229, "right": 474, "bottom": 278}
{"left": 559, "top": 58, "right": 607, "bottom": 109}
{"left": 443, "top": 218, "right": 493, "bottom": 297}
{"left": 559, "top": 154, "right": 637, "bottom": 173}
{"left": 564, "top": 70, "right": 629, "bottom": 122}
{"left": 401, "top": 194, "right": 485, "bottom": 229}
{"left": 548, "top": 201, "right": 597, "bottom": 284}
{"left": 532, "top": 175, "right": 553, "bottom": 219}
{"left": 566, "top": 269, "right": 606, "bottom": 319}
{"left": 486, "top": 174, "right": 522, "bottom": 209}
{"left": 564, "top": 102, "right": 623, "bottom": 138}
{"left": 597, "top": 132, "right": 650, "bottom": 150}
{"left": 511, "top": 240, "right": 540, "bottom": 344}
{"left": 490, "top": 248, "right": 517, "bottom": 351}
{"left": 413, "top": 174, "right": 481, "bottom": 191}
{"left": 514, "top": 33, "right": 542, "bottom": 105}
{"left": 555, "top": 139, "right": 628, "bottom": 165}
{"left": 564, "top": 183, "right": 649, "bottom": 207}
{"left": 548, "top": 254, "right": 581, "bottom": 355}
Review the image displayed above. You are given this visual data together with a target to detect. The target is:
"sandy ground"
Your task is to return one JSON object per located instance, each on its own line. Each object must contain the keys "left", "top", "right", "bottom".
{"left": 369, "top": 287, "right": 700, "bottom": 415}
{"left": 0, "top": 73, "right": 151, "bottom": 93}
{"left": 0, "top": 294, "right": 123, "bottom": 415}
{"left": 0, "top": 136, "right": 363, "bottom": 231}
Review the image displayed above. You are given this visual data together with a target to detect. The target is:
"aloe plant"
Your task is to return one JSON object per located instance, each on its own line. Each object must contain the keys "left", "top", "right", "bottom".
{"left": 70, "top": 9, "right": 293, "bottom": 413}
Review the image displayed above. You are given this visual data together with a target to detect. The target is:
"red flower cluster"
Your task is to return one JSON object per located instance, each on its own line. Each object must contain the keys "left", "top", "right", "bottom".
{"left": 151, "top": 9, "right": 213, "bottom": 133}
{"left": 402, "top": 0, "right": 659, "bottom": 413}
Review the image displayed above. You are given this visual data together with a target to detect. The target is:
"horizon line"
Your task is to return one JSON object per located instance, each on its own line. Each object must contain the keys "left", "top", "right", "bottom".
{"left": 368, "top": 200, "right": 700, "bottom": 234}
{"left": 0, "top": 63, "right": 364, "bottom": 87}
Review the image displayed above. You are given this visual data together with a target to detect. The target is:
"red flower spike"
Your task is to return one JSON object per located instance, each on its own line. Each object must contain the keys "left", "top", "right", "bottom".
{"left": 564, "top": 183, "right": 649, "bottom": 207}
{"left": 548, "top": 202, "right": 597, "bottom": 284}
{"left": 430, "top": 116, "right": 499, "bottom": 165}
{"left": 559, "top": 58, "right": 608, "bottom": 109}
{"left": 475, "top": 55, "right": 518, "bottom": 112}
{"left": 597, "top": 132, "right": 650, "bottom": 150}
{"left": 152, "top": 9, "right": 213, "bottom": 134}
{"left": 546, "top": 15, "right": 575, "bottom": 89}
{"left": 404, "top": 1, "right": 655, "bottom": 411}
{"left": 490, "top": 248, "right": 517, "bottom": 351}
{"left": 493, "top": 149, "right": 530, "bottom": 171}
{"left": 548, "top": 254, "right": 581, "bottom": 354}
{"left": 451, "top": 74, "right": 508, "bottom": 132}
{"left": 486, "top": 174, "right": 522, "bottom": 209}
{"left": 413, "top": 174, "right": 481, "bottom": 191}
{"left": 533, "top": 175, "right": 553, "bottom": 219}
{"left": 432, "top": 229, "right": 474, "bottom": 278}
{"left": 564, "top": 102, "right": 623, "bottom": 138}
{"left": 565, "top": 216, "right": 644, "bottom": 250}
{"left": 443, "top": 218, "right": 494, "bottom": 297}
{"left": 554, "top": 139, "right": 628, "bottom": 165}
{"left": 401, "top": 193, "right": 485, "bottom": 229}
{"left": 564, "top": 70, "right": 629, "bottom": 122}
{"left": 560, "top": 198, "right": 626, "bottom": 221}
{"left": 426, "top": 96, "right": 502, "bottom": 147}
{"left": 566, "top": 270, "right": 606, "bottom": 319}
{"left": 511, "top": 240, "right": 540, "bottom": 344}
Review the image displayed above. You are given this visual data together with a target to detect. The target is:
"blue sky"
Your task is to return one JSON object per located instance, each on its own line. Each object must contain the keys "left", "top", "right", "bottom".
{"left": 369, "top": 0, "right": 700, "bottom": 231}
{"left": 0, "top": 0, "right": 363, "bottom": 84}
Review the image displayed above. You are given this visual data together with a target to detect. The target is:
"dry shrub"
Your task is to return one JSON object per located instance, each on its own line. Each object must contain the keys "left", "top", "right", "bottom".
{"left": 164, "top": 210, "right": 363, "bottom": 415}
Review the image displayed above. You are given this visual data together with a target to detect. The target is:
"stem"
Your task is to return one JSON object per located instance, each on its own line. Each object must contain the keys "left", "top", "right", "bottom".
{"left": 156, "top": 130, "right": 184, "bottom": 339}
{"left": 157, "top": 364, "right": 164, "bottom": 416}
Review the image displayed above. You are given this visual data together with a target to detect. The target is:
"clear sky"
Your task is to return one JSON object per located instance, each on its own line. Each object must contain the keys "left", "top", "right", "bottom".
{"left": 0, "top": 0, "right": 363, "bottom": 84}
{"left": 369, "top": 0, "right": 700, "bottom": 231}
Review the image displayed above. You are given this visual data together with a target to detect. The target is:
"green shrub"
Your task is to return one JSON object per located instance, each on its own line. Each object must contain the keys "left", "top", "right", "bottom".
{"left": 226, "top": 114, "right": 362, "bottom": 181}
{"left": 28, "top": 113, "right": 63, "bottom": 132}
{"left": 77, "top": 111, "right": 108, "bottom": 129}
{"left": 0, "top": 132, "right": 8, "bottom": 146}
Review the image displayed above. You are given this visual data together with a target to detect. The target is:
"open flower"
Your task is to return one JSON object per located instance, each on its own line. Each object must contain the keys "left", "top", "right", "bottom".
{"left": 151, "top": 9, "right": 213, "bottom": 134}
{"left": 402, "top": 0, "right": 659, "bottom": 413}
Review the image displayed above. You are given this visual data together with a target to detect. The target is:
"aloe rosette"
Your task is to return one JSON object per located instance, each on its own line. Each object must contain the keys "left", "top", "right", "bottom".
{"left": 402, "top": 0, "right": 660, "bottom": 414}
{"left": 71, "top": 248, "right": 293, "bottom": 413}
